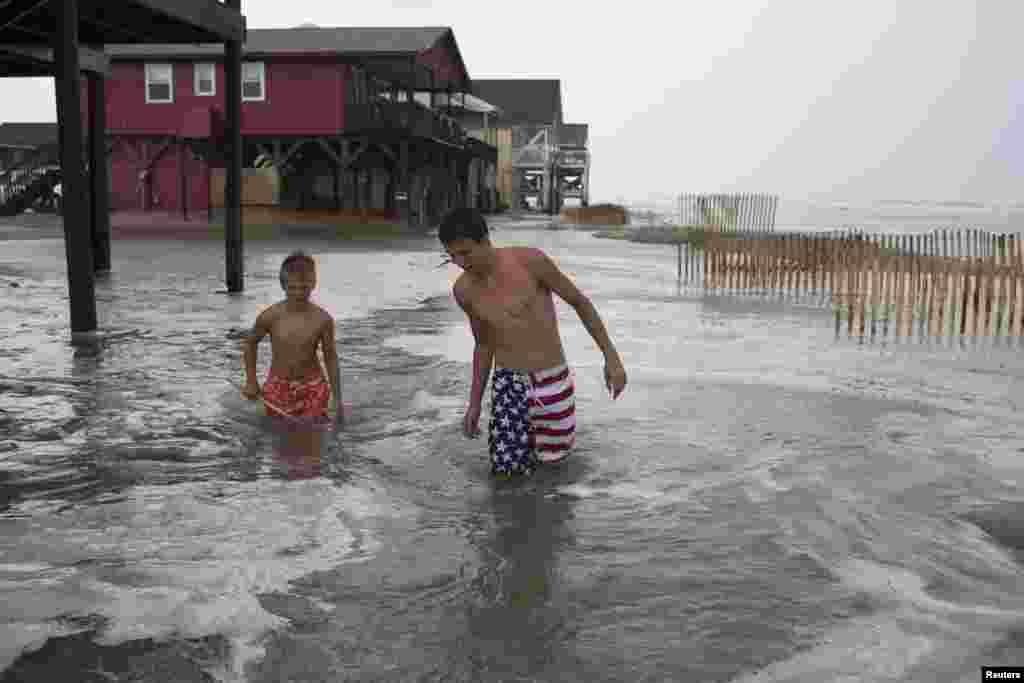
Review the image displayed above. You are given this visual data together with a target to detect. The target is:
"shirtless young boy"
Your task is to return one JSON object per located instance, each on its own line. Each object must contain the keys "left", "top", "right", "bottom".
{"left": 440, "top": 208, "right": 627, "bottom": 477}
{"left": 241, "top": 251, "right": 343, "bottom": 427}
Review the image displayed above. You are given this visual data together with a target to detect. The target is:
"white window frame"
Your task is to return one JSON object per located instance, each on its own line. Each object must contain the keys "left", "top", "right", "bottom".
{"left": 193, "top": 62, "right": 216, "bottom": 97}
{"left": 241, "top": 62, "right": 266, "bottom": 102}
{"left": 144, "top": 63, "right": 174, "bottom": 104}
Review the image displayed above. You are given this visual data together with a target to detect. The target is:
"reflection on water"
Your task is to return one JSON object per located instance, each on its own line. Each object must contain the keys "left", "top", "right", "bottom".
{"left": 1, "top": 227, "right": 1023, "bottom": 682}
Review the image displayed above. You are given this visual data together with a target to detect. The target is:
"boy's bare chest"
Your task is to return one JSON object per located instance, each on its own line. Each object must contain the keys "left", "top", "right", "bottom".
{"left": 271, "top": 313, "right": 322, "bottom": 346}
{"left": 471, "top": 271, "right": 544, "bottom": 325}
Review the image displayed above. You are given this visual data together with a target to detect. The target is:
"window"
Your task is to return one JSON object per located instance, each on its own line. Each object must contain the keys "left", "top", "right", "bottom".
{"left": 242, "top": 62, "right": 265, "bottom": 101}
{"left": 145, "top": 63, "right": 173, "bottom": 103}
{"left": 194, "top": 63, "right": 216, "bottom": 96}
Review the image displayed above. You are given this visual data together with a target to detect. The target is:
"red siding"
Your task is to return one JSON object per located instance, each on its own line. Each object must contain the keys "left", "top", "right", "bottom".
{"left": 243, "top": 60, "right": 343, "bottom": 134}
{"left": 108, "top": 154, "right": 139, "bottom": 210}
{"left": 95, "top": 56, "right": 346, "bottom": 211}
{"left": 107, "top": 141, "right": 212, "bottom": 212}
{"left": 417, "top": 46, "right": 465, "bottom": 89}
{"left": 89, "top": 48, "right": 464, "bottom": 212}
{"left": 101, "top": 58, "right": 344, "bottom": 136}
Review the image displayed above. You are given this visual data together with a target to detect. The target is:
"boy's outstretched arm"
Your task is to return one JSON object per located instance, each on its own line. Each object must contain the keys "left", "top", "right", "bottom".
{"left": 320, "top": 316, "right": 342, "bottom": 417}
{"left": 527, "top": 248, "right": 628, "bottom": 399}
{"left": 241, "top": 309, "right": 272, "bottom": 397}
{"left": 455, "top": 285, "right": 493, "bottom": 438}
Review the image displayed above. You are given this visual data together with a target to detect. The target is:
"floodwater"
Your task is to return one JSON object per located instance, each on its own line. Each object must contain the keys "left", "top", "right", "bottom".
{"left": 2, "top": 221, "right": 1024, "bottom": 682}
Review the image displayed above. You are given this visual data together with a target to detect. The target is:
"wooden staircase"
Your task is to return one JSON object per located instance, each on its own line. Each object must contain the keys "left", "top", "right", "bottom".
{"left": 0, "top": 149, "right": 63, "bottom": 216}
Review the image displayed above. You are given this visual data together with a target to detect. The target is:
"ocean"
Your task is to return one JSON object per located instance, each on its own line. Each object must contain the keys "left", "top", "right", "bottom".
{"left": 1, "top": 216, "right": 1023, "bottom": 682}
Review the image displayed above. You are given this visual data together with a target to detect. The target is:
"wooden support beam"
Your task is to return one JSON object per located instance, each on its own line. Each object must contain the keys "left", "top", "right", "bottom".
{"left": 276, "top": 139, "right": 305, "bottom": 169}
{"left": 0, "top": 44, "right": 110, "bottom": 75}
{"left": 314, "top": 138, "right": 347, "bottom": 168}
{"left": 132, "top": 0, "right": 246, "bottom": 42}
{"left": 271, "top": 140, "right": 282, "bottom": 166}
{"left": 54, "top": 0, "right": 96, "bottom": 337}
{"left": 224, "top": 0, "right": 243, "bottom": 293}
{"left": 88, "top": 72, "right": 110, "bottom": 273}
{"left": 110, "top": 137, "right": 145, "bottom": 164}
{"left": 399, "top": 140, "right": 410, "bottom": 225}
{"left": 344, "top": 140, "right": 370, "bottom": 169}
{"left": 149, "top": 143, "right": 173, "bottom": 170}
{"left": 179, "top": 141, "right": 188, "bottom": 221}
{"left": 332, "top": 160, "right": 340, "bottom": 209}
{"left": 375, "top": 142, "right": 396, "bottom": 163}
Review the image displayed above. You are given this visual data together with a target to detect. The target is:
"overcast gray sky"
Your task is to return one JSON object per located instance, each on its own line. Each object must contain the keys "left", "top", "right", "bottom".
{"left": 1, "top": 1, "right": 1019, "bottom": 203}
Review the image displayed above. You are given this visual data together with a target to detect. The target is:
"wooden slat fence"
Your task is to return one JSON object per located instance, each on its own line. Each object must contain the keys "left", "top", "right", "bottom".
{"left": 676, "top": 228, "right": 1024, "bottom": 340}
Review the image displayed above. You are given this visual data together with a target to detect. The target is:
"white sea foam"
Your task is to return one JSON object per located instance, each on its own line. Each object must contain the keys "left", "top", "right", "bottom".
{"left": 554, "top": 482, "right": 697, "bottom": 508}
{"left": 833, "top": 557, "right": 1024, "bottom": 619}
{"left": 725, "top": 614, "right": 944, "bottom": 683}
{"left": 727, "top": 556, "right": 1024, "bottom": 683}
{"left": 409, "top": 389, "right": 463, "bottom": 414}
{"left": 0, "top": 477, "right": 386, "bottom": 679}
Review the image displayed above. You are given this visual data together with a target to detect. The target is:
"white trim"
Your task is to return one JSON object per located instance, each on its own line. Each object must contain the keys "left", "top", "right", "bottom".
{"left": 144, "top": 62, "right": 174, "bottom": 103}
{"left": 241, "top": 61, "right": 265, "bottom": 102}
{"left": 193, "top": 62, "right": 216, "bottom": 97}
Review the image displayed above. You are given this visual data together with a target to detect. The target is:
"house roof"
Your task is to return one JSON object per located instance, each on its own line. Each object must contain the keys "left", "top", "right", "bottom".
{"left": 104, "top": 26, "right": 470, "bottom": 90}
{"left": 0, "top": 122, "right": 58, "bottom": 149}
{"left": 469, "top": 79, "right": 562, "bottom": 126}
{"left": 560, "top": 123, "right": 588, "bottom": 148}
{"left": 105, "top": 26, "right": 450, "bottom": 58}
{"left": 0, "top": 0, "right": 244, "bottom": 47}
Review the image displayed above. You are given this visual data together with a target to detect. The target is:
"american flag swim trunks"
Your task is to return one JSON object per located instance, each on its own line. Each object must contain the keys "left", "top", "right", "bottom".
{"left": 488, "top": 363, "right": 576, "bottom": 477}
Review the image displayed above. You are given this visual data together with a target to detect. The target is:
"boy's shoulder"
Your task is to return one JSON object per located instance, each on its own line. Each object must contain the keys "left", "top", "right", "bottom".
{"left": 501, "top": 246, "right": 550, "bottom": 275}
{"left": 312, "top": 303, "right": 334, "bottom": 322}
{"left": 500, "top": 245, "right": 547, "bottom": 263}
{"left": 453, "top": 271, "right": 471, "bottom": 298}
{"left": 259, "top": 301, "right": 284, "bottom": 319}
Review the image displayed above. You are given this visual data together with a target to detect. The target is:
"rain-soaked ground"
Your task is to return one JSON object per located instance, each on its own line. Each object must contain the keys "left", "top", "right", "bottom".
{"left": 2, "top": 217, "right": 1024, "bottom": 682}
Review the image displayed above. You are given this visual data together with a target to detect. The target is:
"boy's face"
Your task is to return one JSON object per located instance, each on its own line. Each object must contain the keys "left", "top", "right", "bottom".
{"left": 443, "top": 238, "right": 489, "bottom": 273}
{"left": 283, "top": 266, "right": 316, "bottom": 302}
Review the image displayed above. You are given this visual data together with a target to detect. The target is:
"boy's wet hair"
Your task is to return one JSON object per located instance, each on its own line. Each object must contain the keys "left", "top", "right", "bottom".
{"left": 279, "top": 250, "right": 316, "bottom": 288}
{"left": 438, "top": 208, "right": 488, "bottom": 244}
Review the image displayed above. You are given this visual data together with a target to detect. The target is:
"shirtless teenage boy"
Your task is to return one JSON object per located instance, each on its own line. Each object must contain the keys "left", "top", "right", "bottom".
{"left": 241, "top": 251, "right": 343, "bottom": 428}
{"left": 440, "top": 208, "right": 627, "bottom": 477}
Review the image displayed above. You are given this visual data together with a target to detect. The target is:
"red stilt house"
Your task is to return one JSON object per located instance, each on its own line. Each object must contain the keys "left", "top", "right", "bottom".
{"left": 94, "top": 26, "right": 499, "bottom": 225}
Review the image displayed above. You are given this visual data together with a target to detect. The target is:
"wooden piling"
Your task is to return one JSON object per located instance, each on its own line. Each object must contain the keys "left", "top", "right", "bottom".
{"left": 224, "top": 0, "right": 244, "bottom": 292}
{"left": 87, "top": 73, "right": 111, "bottom": 274}
{"left": 54, "top": 0, "right": 97, "bottom": 337}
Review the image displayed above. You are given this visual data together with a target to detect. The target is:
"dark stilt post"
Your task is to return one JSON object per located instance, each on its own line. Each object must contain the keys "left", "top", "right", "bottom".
{"left": 87, "top": 72, "right": 110, "bottom": 273}
{"left": 179, "top": 140, "right": 188, "bottom": 221}
{"left": 439, "top": 151, "right": 448, "bottom": 213}
{"left": 224, "top": 0, "right": 243, "bottom": 292}
{"left": 206, "top": 153, "right": 213, "bottom": 221}
{"left": 55, "top": 0, "right": 97, "bottom": 338}
{"left": 332, "top": 148, "right": 340, "bottom": 209}
{"left": 386, "top": 152, "right": 396, "bottom": 211}
{"left": 458, "top": 155, "right": 466, "bottom": 209}
{"left": 399, "top": 140, "right": 410, "bottom": 226}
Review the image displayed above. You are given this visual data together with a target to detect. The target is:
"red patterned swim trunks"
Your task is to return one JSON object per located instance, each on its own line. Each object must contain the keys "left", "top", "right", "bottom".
{"left": 261, "top": 368, "right": 330, "bottom": 418}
